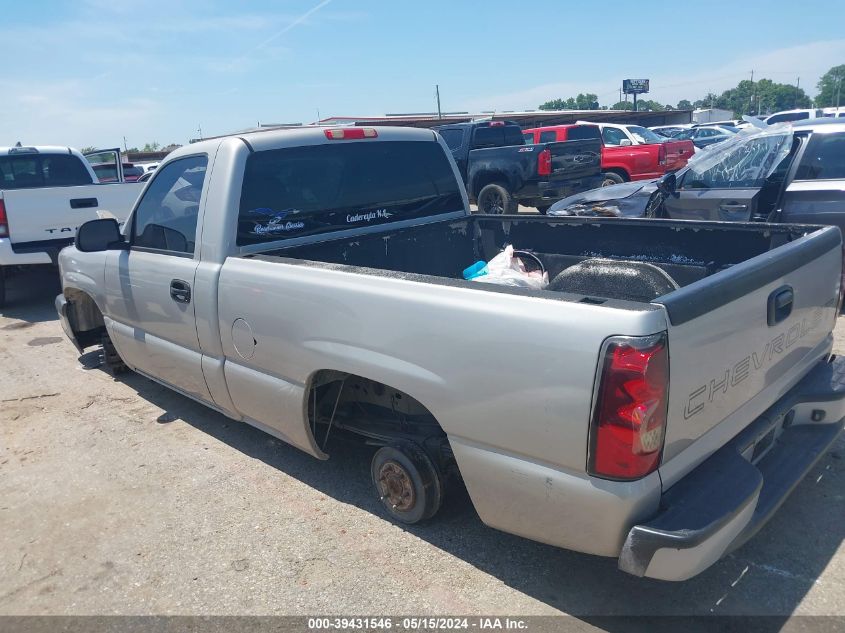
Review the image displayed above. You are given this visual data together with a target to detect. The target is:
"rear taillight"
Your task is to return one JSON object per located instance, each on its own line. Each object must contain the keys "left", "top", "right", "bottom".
{"left": 537, "top": 149, "right": 552, "bottom": 176}
{"left": 0, "top": 199, "right": 8, "bottom": 238}
{"left": 589, "top": 333, "right": 669, "bottom": 480}
{"left": 658, "top": 143, "right": 667, "bottom": 166}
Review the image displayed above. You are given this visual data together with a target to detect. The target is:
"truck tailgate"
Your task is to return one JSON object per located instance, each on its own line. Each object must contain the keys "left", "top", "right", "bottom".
{"left": 655, "top": 226, "right": 841, "bottom": 488}
{"left": 661, "top": 139, "right": 694, "bottom": 171}
{"left": 547, "top": 139, "right": 601, "bottom": 181}
{"left": 2, "top": 183, "right": 142, "bottom": 244}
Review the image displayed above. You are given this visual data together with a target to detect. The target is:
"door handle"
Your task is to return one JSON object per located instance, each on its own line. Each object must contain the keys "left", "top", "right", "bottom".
{"left": 70, "top": 197, "right": 98, "bottom": 209}
{"left": 170, "top": 279, "right": 191, "bottom": 304}
{"left": 767, "top": 285, "right": 793, "bottom": 326}
{"left": 719, "top": 202, "right": 749, "bottom": 212}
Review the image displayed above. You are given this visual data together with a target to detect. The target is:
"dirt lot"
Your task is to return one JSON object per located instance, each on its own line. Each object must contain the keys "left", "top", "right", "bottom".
{"left": 1, "top": 269, "right": 843, "bottom": 620}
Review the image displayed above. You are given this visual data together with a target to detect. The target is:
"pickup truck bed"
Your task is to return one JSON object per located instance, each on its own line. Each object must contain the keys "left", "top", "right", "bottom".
{"left": 56, "top": 126, "right": 844, "bottom": 581}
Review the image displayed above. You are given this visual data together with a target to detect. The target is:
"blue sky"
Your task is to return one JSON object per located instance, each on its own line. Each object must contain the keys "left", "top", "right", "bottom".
{"left": 1, "top": 0, "right": 843, "bottom": 149}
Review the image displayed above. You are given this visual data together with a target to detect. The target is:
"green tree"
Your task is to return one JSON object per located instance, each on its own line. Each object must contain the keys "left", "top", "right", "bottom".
{"left": 80, "top": 146, "right": 97, "bottom": 154}
{"left": 538, "top": 93, "right": 599, "bottom": 110}
{"left": 676, "top": 99, "right": 693, "bottom": 110}
{"left": 610, "top": 101, "right": 634, "bottom": 110}
{"left": 815, "top": 64, "right": 845, "bottom": 108}
{"left": 702, "top": 79, "right": 810, "bottom": 116}
{"left": 142, "top": 142, "right": 161, "bottom": 152}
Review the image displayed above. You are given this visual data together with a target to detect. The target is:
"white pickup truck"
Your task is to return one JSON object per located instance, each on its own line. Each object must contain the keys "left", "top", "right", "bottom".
{"left": 0, "top": 145, "right": 143, "bottom": 306}
{"left": 55, "top": 126, "right": 845, "bottom": 581}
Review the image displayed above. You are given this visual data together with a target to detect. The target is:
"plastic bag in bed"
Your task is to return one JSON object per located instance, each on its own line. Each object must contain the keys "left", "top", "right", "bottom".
{"left": 468, "top": 245, "right": 548, "bottom": 290}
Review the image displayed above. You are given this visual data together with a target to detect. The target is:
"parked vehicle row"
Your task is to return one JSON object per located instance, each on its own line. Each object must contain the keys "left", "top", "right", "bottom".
{"left": 523, "top": 123, "right": 687, "bottom": 187}
{"left": 55, "top": 125, "right": 845, "bottom": 582}
{"left": 434, "top": 120, "right": 603, "bottom": 213}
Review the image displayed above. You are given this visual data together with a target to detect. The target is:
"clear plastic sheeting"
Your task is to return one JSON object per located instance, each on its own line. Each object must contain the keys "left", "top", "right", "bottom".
{"left": 681, "top": 124, "right": 793, "bottom": 190}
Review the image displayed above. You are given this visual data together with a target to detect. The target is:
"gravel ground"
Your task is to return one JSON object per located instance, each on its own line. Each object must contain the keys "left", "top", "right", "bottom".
{"left": 0, "top": 268, "right": 843, "bottom": 621}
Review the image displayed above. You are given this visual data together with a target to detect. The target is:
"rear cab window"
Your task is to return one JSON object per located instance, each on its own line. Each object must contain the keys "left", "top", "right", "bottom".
{"left": 566, "top": 125, "right": 601, "bottom": 141}
{"left": 237, "top": 140, "right": 463, "bottom": 246}
{"left": 0, "top": 153, "right": 93, "bottom": 189}
{"left": 539, "top": 131, "right": 558, "bottom": 143}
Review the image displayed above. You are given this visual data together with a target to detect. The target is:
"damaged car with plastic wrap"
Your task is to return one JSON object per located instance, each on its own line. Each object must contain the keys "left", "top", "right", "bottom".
{"left": 548, "top": 119, "right": 845, "bottom": 229}
{"left": 55, "top": 125, "right": 845, "bottom": 581}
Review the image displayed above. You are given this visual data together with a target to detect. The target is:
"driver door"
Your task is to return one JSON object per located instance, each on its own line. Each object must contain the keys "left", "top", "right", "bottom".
{"left": 104, "top": 154, "right": 213, "bottom": 403}
{"left": 662, "top": 179, "right": 760, "bottom": 221}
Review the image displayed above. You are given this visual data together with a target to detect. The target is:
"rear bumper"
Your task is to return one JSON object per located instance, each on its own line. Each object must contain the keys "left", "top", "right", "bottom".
{"left": 620, "top": 355, "right": 845, "bottom": 581}
{"left": 530, "top": 175, "right": 604, "bottom": 202}
{"left": 0, "top": 238, "right": 53, "bottom": 266}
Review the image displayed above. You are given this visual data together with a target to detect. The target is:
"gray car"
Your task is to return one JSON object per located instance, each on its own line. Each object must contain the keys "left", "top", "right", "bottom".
{"left": 550, "top": 120, "right": 845, "bottom": 233}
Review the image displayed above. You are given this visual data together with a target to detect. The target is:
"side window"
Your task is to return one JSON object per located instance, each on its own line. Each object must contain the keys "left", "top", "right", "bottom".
{"left": 602, "top": 128, "right": 627, "bottom": 146}
{"left": 539, "top": 131, "right": 557, "bottom": 143}
{"left": 794, "top": 134, "right": 845, "bottom": 180}
{"left": 132, "top": 155, "right": 207, "bottom": 255}
{"left": 522, "top": 133, "right": 535, "bottom": 145}
{"left": 438, "top": 129, "right": 464, "bottom": 151}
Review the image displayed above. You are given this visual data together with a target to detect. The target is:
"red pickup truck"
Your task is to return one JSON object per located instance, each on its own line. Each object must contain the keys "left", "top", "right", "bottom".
{"left": 523, "top": 124, "right": 693, "bottom": 187}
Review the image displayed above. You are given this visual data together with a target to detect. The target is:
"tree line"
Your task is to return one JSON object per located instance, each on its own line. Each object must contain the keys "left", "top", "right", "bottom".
{"left": 538, "top": 64, "right": 844, "bottom": 115}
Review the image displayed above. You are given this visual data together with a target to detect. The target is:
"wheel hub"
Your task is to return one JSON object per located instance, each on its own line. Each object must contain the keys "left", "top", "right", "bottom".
{"left": 377, "top": 460, "right": 415, "bottom": 511}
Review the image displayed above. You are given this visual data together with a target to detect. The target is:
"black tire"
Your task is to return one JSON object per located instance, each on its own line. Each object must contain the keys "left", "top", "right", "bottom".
{"left": 476, "top": 183, "right": 517, "bottom": 215}
{"left": 371, "top": 443, "right": 443, "bottom": 524}
{"left": 101, "top": 332, "right": 129, "bottom": 374}
{"left": 0, "top": 266, "right": 6, "bottom": 309}
{"left": 535, "top": 205, "right": 550, "bottom": 215}
{"left": 601, "top": 172, "right": 625, "bottom": 187}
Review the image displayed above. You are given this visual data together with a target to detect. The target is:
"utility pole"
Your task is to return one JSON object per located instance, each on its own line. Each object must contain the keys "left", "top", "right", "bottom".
{"left": 436, "top": 85, "right": 442, "bottom": 120}
{"left": 837, "top": 72, "right": 842, "bottom": 108}
{"left": 123, "top": 136, "right": 128, "bottom": 152}
{"left": 619, "top": 87, "right": 622, "bottom": 104}
{"left": 795, "top": 77, "right": 800, "bottom": 108}
{"left": 197, "top": 124, "right": 203, "bottom": 140}
{"left": 750, "top": 70, "right": 755, "bottom": 116}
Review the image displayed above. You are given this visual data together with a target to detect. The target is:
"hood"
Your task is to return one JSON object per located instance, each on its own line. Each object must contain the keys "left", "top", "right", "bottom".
{"left": 548, "top": 180, "right": 658, "bottom": 217}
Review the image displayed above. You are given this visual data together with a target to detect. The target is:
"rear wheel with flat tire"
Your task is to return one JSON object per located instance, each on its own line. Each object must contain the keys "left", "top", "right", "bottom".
{"left": 371, "top": 443, "right": 443, "bottom": 524}
{"left": 477, "top": 183, "right": 517, "bottom": 215}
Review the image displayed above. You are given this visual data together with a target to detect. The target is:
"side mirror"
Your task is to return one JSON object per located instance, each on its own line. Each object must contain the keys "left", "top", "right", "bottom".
{"left": 656, "top": 172, "right": 677, "bottom": 195}
{"left": 619, "top": 139, "right": 633, "bottom": 147}
{"left": 75, "top": 218, "right": 126, "bottom": 253}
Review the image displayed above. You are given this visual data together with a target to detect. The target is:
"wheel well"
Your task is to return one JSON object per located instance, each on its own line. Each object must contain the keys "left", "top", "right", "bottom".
{"left": 64, "top": 289, "right": 106, "bottom": 349}
{"left": 605, "top": 167, "right": 630, "bottom": 181}
{"left": 471, "top": 172, "right": 509, "bottom": 198}
{"left": 306, "top": 370, "right": 456, "bottom": 473}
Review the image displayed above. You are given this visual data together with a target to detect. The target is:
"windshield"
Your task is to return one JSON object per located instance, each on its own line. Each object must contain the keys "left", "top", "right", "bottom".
{"left": 680, "top": 126, "right": 793, "bottom": 189}
{"left": 627, "top": 126, "right": 666, "bottom": 144}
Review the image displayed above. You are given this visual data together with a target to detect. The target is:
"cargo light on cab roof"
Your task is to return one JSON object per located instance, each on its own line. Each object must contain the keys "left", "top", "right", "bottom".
{"left": 324, "top": 128, "right": 378, "bottom": 140}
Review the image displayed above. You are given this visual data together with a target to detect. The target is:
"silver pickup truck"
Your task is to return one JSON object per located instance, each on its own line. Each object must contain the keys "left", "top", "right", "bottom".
{"left": 55, "top": 126, "right": 845, "bottom": 581}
